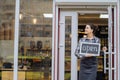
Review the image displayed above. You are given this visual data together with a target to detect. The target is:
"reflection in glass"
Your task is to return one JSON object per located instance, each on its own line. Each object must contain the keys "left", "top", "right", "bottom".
{"left": 19, "top": 0, "right": 53, "bottom": 80}
{"left": 0, "top": 0, "right": 15, "bottom": 80}
{"left": 64, "top": 16, "right": 71, "bottom": 80}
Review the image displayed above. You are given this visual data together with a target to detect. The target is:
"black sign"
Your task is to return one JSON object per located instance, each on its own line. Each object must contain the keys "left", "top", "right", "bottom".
{"left": 79, "top": 42, "right": 100, "bottom": 56}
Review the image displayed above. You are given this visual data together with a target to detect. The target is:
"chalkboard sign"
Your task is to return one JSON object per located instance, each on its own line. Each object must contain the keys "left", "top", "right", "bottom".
{"left": 79, "top": 42, "right": 100, "bottom": 56}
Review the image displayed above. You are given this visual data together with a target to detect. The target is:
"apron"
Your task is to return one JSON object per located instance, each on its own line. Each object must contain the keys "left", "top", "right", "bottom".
{"left": 79, "top": 57, "right": 98, "bottom": 80}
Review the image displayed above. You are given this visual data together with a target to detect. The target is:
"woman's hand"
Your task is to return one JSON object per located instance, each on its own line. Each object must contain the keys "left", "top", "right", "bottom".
{"left": 85, "top": 54, "right": 95, "bottom": 57}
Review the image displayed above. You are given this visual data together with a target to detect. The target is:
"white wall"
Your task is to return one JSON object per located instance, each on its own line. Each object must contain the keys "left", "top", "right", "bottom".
{"left": 55, "top": 0, "right": 117, "bottom": 2}
{"left": 55, "top": 0, "right": 117, "bottom": 5}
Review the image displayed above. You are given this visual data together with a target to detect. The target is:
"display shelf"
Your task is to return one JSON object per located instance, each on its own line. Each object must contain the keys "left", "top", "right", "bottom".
{"left": 18, "top": 56, "right": 45, "bottom": 59}
{"left": 1, "top": 69, "right": 51, "bottom": 80}
{"left": 20, "top": 23, "right": 52, "bottom": 37}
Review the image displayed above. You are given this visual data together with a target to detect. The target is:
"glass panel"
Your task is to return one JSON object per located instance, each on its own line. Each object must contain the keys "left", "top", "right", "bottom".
{"left": 19, "top": 0, "right": 53, "bottom": 80}
{"left": 64, "top": 16, "right": 71, "bottom": 80}
{"left": 0, "top": 0, "right": 15, "bottom": 80}
{"left": 112, "top": 8, "right": 114, "bottom": 52}
{"left": 106, "top": 70, "right": 109, "bottom": 80}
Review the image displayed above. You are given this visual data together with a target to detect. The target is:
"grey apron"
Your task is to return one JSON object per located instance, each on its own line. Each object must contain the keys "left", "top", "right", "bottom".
{"left": 79, "top": 57, "right": 98, "bottom": 80}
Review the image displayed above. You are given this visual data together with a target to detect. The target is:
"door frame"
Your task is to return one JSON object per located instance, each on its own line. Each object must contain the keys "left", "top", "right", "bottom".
{"left": 52, "top": 5, "right": 118, "bottom": 80}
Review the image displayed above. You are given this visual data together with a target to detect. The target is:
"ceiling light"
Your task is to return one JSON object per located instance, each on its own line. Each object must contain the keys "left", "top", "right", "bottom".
{"left": 43, "top": 13, "right": 53, "bottom": 18}
{"left": 19, "top": 14, "right": 23, "bottom": 20}
{"left": 33, "top": 18, "right": 37, "bottom": 24}
{"left": 100, "top": 14, "right": 108, "bottom": 18}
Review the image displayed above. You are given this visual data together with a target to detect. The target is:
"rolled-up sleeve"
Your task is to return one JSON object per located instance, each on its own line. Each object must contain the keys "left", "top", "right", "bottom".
{"left": 74, "top": 39, "right": 84, "bottom": 58}
{"left": 74, "top": 40, "right": 80, "bottom": 56}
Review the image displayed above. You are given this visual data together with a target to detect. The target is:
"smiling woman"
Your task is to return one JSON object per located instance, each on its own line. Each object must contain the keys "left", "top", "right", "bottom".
{"left": 75, "top": 24, "right": 100, "bottom": 80}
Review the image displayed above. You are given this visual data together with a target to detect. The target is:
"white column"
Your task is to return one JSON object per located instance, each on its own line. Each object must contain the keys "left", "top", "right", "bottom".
{"left": 13, "top": 0, "right": 20, "bottom": 80}
{"left": 118, "top": 0, "right": 120, "bottom": 80}
{"left": 52, "top": 4, "right": 59, "bottom": 80}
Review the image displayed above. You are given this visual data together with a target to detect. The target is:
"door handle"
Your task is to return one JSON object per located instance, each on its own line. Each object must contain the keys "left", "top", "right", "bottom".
{"left": 104, "top": 52, "right": 106, "bottom": 73}
{"left": 59, "top": 44, "right": 64, "bottom": 47}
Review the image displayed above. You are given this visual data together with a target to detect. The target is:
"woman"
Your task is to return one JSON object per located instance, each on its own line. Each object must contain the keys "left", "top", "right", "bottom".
{"left": 75, "top": 24, "right": 100, "bottom": 80}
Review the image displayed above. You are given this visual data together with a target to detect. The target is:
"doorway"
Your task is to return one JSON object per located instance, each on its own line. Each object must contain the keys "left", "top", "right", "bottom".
{"left": 58, "top": 6, "right": 116, "bottom": 80}
{"left": 78, "top": 13, "right": 108, "bottom": 80}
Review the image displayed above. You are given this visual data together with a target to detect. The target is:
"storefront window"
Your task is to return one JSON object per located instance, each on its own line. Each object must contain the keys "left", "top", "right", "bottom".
{"left": 0, "top": 0, "right": 15, "bottom": 80}
{"left": 19, "top": 0, "right": 53, "bottom": 80}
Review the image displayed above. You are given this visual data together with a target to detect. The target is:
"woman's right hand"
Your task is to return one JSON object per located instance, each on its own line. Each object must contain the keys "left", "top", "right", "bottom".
{"left": 85, "top": 54, "right": 94, "bottom": 57}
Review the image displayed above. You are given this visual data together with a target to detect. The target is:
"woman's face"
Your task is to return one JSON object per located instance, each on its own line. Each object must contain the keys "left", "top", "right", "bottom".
{"left": 85, "top": 25, "right": 93, "bottom": 35}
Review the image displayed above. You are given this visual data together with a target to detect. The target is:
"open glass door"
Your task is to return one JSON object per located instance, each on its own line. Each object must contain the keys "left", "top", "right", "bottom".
{"left": 104, "top": 6, "right": 116, "bottom": 80}
{"left": 59, "top": 11, "right": 78, "bottom": 80}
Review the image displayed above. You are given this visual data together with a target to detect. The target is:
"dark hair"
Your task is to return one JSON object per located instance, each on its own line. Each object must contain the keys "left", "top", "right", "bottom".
{"left": 87, "top": 24, "right": 98, "bottom": 35}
